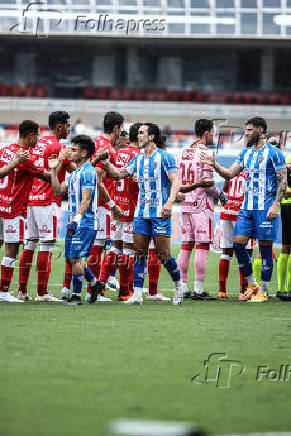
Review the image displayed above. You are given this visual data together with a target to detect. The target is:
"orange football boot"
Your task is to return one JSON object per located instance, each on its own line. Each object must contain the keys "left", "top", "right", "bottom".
{"left": 239, "top": 283, "right": 259, "bottom": 301}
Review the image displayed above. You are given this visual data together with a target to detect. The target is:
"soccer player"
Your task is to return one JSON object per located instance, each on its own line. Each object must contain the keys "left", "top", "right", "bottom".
{"left": 218, "top": 121, "right": 255, "bottom": 299}
{"left": 176, "top": 119, "right": 219, "bottom": 300}
{"left": 147, "top": 135, "right": 171, "bottom": 301}
{"left": 85, "top": 111, "right": 124, "bottom": 302}
{"left": 90, "top": 123, "right": 184, "bottom": 306}
{"left": 277, "top": 153, "right": 291, "bottom": 300}
{"left": 18, "top": 111, "right": 72, "bottom": 302}
{"left": 202, "top": 116, "right": 287, "bottom": 302}
{"left": 0, "top": 120, "right": 50, "bottom": 303}
{"left": 49, "top": 135, "right": 121, "bottom": 305}
{"left": 0, "top": 151, "right": 30, "bottom": 248}
{"left": 96, "top": 123, "right": 140, "bottom": 301}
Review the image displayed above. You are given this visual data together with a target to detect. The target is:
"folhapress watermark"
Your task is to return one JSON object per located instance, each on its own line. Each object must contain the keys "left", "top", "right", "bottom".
{"left": 191, "top": 353, "right": 291, "bottom": 388}
{"left": 9, "top": 2, "right": 166, "bottom": 37}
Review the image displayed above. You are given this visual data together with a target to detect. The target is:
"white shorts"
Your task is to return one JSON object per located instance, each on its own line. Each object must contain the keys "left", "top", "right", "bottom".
{"left": 95, "top": 206, "right": 111, "bottom": 242}
{"left": 111, "top": 220, "right": 134, "bottom": 244}
{"left": 220, "top": 219, "right": 254, "bottom": 250}
{"left": 26, "top": 203, "right": 58, "bottom": 242}
{"left": 0, "top": 216, "right": 25, "bottom": 244}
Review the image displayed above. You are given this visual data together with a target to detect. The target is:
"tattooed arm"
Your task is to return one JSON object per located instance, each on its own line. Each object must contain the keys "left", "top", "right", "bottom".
{"left": 266, "top": 168, "right": 287, "bottom": 220}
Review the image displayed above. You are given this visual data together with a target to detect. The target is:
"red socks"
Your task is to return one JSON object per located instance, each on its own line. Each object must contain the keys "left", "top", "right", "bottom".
{"left": 87, "top": 245, "right": 104, "bottom": 281}
{"left": 0, "top": 263, "right": 14, "bottom": 292}
{"left": 148, "top": 249, "right": 161, "bottom": 296}
{"left": 118, "top": 253, "right": 131, "bottom": 298}
{"left": 62, "top": 263, "right": 72, "bottom": 289}
{"left": 99, "top": 249, "right": 120, "bottom": 283}
{"left": 239, "top": 268, "right": 248, "bottom": 293}
{"left": 19, "top": 249, "right": 34, "bottom": 294}
{"left": 219, "top": 255, "right": 231, "bottom": 293}
{"left": 37, "top": 251, "right": 52, "bottom": 296}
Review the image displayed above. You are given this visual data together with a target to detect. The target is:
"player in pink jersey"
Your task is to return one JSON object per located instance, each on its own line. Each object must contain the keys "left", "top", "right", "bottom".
{"left": 96, "top": 123, "right": 140, "bottom": 301}
{"left": 18, "top": 111, "right": 73, "bottom": 302}
{"left": 0, "top": 120, "right": 52, "bottom": 303}
{"left": 176, "top": 119, "right": 219, "bottom": 300}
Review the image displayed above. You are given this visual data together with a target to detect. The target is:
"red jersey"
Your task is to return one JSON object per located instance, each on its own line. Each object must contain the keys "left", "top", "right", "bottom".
{"left": 113, "top": 145, "right": 139, "bottom": 222}
{"left": 0, "top": 143, "right": 44, "bottom": 219}
{"left": 28, "top": 135, "right": 71, "bottom": 207}
{"left": 220, "top": 171, "right": 246, "bottom": 221}
{"left": 92, "top": 135, "right": 115, "bottom": 210}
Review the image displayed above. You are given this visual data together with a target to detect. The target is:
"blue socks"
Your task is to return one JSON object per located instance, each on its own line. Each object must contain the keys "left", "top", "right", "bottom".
{"left": 259, "top": 244, "right": 273, "bottom": 282}
{"left": 163, "top": 256, "right": 181, "bottom": 283}
{"left": 133, "top": 256, "right": 147, "bottom": 288}
{"left": 72, "top": 274, "right": 84, "bottom": 295}
{"left": 233, "top": 243, "right": 253, "bottom": 278}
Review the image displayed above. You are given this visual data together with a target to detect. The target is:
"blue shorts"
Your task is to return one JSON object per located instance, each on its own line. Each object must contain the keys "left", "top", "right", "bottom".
{"left": 133, "top": 217, "right": 172, "bottom": 237}
{"left": 234, "top": 209, "right": 278, "bottom": 241}
{"left": 65, "top": 226, "right": 97, "bottom": 259}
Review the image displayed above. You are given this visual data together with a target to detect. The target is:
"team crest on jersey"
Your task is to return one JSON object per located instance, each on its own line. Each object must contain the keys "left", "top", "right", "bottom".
{"left": 152, "top": 162, "right": 158, "bottom": 169}
{"left": 182, "top": 150, "right": 194, "bottom": 160}
{"left": 1, "top": 148, "right": 15, "bottom": 164}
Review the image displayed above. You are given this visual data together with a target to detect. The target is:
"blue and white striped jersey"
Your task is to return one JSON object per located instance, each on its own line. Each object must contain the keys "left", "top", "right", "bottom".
{"left": 65, "top": 161, "right": 98, "bottom": 229}
{"left": 236, "top": 143, "right": 286, "bottom": 211}
{"left": 125, "top": 148, "right": 177, "bottom": 218}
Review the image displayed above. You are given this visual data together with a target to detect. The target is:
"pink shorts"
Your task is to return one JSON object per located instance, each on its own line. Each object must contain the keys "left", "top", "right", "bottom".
{"left": 181, "top": 211, "right": 213, "bottom": 244}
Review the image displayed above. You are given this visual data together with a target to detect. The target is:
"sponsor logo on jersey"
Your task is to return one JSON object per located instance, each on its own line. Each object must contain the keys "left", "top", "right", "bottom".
{"left": 5, "top": 225, "right": 16, "bottom": 234}
{"left": 39, "top": 225, "right": 51, "bottom": 234}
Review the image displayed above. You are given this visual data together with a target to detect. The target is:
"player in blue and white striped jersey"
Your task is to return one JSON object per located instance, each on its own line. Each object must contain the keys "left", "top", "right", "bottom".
{"left": 49, "top": 134, "right": 121, "bottom": 305}
{"left": 100, "top": 123, "right": 184, "bottom": 306}
{"left": 202, "top": 117, "right": 287, "bottom": 302}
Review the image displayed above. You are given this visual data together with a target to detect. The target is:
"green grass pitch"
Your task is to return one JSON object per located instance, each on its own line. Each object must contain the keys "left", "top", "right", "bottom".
{"left": 1, "top": 243, "right": 291, "bottom": 436}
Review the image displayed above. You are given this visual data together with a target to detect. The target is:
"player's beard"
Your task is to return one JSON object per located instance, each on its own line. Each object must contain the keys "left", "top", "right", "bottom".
{"left": 250, "top": 131, "right": 260, "bottom": 146}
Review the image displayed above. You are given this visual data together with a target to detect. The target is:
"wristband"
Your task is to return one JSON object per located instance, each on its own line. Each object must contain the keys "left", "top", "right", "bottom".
{"left": 102, "top": 158, "right": 110, "bottom": 165}
{"left": 108, "top": 200, "right": 115, "bottom": 208}
{"left": 74, "top": 214, "right": 82, "bottom": 225}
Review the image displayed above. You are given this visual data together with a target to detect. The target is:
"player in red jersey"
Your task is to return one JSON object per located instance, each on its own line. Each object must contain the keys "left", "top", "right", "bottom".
{"left": 81, "top": 111, "right": 124, "bottom": 302}
{"left": 0, "top": 150, "right": 31, "bottom": 250}
{"left": 96, "top": 123, "right": 140, "bottom": 300}
{"left": 218, "top": 123, "right": 254, "bottom": 300}
{"left": 0, "top": 120, "right": 51, "bottom": 303}
{"left": 18, "top": 111, "right": 72, "bottom": 302}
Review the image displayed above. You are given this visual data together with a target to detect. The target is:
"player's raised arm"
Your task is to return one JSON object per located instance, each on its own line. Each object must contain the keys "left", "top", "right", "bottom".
{"left": 48, "top": 156, "right": 67, "bottom": 194}
{"left": 100, "top": 158, "right": 130, "bottom": 179}
{"left": 0, "top": 150, "right": 29, "bottom": 178}
{"left": 201, "top": 150, "right": 242, "bottom": 180}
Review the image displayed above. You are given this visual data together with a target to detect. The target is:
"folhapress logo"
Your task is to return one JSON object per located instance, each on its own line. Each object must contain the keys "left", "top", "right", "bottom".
{"left": 191, "top": 353, "right": 246, "bottom": 389}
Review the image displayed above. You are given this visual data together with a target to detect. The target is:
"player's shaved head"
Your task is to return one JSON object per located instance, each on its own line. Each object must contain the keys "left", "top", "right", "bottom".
{"left": 19, "top": 120, "right": 39, "bottom": 137}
